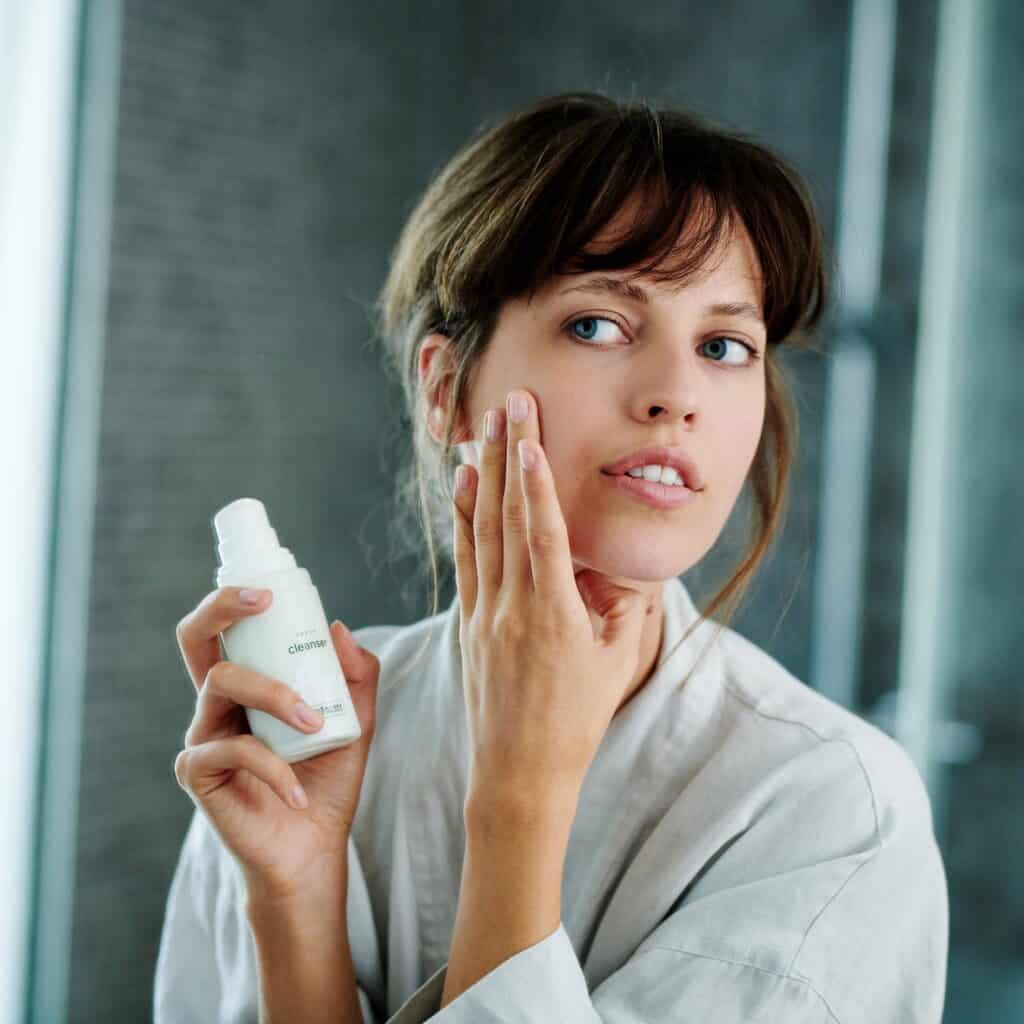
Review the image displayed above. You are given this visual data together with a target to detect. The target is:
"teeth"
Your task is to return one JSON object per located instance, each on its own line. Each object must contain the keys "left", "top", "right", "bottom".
{"left": 625, "top": 465, "right": 685, "bottom": 487}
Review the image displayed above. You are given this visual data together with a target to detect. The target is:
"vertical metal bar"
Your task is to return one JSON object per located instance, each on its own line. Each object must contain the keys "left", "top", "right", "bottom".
{"left": 810, "top": 333, "right": 876, "bottom": 710}
{"left": 26, "top": 1, "right": 123, "bottom": 1021}
{"left": 893, "top": 0, "right": 982, "bottom": 804}
{"left": 809, "top": 0, "right": 896, "bottom": 709}
{"left": 0, "top": 3, "right": 77, "bottom": 1021}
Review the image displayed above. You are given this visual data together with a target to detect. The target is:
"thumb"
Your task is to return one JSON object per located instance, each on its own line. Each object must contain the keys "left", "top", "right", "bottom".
{"left": 574, "top": 570, "right": 647, "bottom": 646}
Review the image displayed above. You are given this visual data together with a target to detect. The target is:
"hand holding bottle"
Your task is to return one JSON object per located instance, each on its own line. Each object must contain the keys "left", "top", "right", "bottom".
{"left": 173, "top": 585, "right": 379, "bottom": 902}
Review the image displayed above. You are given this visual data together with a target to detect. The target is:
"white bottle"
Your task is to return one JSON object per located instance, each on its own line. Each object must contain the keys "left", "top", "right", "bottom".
{"left": 212, "top": 497, "right": 361, "bottom": 763}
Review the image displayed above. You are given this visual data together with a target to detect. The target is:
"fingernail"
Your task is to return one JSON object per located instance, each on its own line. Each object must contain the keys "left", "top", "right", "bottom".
{"left": 485, "top": 409, "right": 504, "bottom": 442}
{"left": 291, "top": 783, "right": 308, "bottom": 809}
{"left": 507, "top": 392, "right": 528, "bottom": 424}
{"left": 455, "top": 465, "right": 470, "bottom": 492}
{"left": 295, "top": 701, "right": 323, "bottom": 729}
{"left": 240, "top": 589, "right": 268, "bottom": 605}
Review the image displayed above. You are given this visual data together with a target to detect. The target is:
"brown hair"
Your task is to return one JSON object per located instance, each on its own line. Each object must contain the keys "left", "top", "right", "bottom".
{"left": 372, "top": 90, "right": 832, "bottom": 677}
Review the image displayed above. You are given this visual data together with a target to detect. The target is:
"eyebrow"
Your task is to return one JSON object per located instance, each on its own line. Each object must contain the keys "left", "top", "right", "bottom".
{"left": 558, "top": 276, "right": 765, "bottom": 325}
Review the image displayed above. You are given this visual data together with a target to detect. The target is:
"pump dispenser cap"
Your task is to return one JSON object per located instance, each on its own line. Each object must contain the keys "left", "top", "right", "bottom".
{"left": 213, "top": 498, "right": 298, "bottom": 586}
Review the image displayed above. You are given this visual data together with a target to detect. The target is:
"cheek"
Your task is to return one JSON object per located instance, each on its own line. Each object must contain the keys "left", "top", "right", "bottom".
{"left": 706, "top": 403, "right": 764, "bottom": 489}
{"left": 746, "top": 395, "right": 767, "bottom": 463}
{"left": 541, "top": 445, "right": 599, "bottom": 524}
{"left": 730, "top": 384, "right": 766, "bottom": 446}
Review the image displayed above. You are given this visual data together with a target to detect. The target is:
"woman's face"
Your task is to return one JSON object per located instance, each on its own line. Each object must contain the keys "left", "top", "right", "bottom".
{"left": 420, "top": 206, "right": 767, "bottom": 593}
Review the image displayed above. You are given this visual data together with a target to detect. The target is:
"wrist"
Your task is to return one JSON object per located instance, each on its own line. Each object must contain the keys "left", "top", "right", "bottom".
{"left": 245, "top": 856, "right": 349, "bottom": 924}
{"left": 245, "top": 861, "right": 362, "bottom": 1024}
{"left": 464, "top": 778, "right": 578, "bottom": 841}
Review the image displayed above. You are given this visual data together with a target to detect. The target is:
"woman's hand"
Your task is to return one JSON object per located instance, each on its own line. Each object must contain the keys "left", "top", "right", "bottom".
{"left": 173, "top": 589, "right": 380, "bottom": 902}
{"left": 451, "top": 388, "right": 649, "bottom": 815}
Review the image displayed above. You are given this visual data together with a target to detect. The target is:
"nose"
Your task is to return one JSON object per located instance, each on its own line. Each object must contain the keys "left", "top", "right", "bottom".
{"left": 631, "top": 347, "right": 701, "bottom": 423}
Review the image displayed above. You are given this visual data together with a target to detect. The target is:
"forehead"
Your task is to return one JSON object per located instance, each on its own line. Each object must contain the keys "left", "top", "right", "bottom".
{"left": 546, "top": 190, "right": 763, "bottom": 306}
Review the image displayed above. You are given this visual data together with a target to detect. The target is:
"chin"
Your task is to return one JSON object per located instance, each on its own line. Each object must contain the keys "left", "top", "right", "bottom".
{"left": 570, "top": 550, "right": 693, "bottom": 586}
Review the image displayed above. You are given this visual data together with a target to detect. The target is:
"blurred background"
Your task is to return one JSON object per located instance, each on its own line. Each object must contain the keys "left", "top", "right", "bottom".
{"left": 2, "top": 0, "right": 1020, "bottom": 1020}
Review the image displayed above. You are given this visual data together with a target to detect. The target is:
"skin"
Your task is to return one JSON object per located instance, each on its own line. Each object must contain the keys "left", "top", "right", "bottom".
{"left": 420, "top": 194, "right": 768, "bottom": 714}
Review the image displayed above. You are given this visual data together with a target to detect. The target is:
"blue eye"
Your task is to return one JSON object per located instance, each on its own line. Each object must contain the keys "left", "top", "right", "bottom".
{"left": 700, "top": 336, "right": 759, "bottom": 366}
{"left": 566, "top": 316, "right": 761, "bottom": 366}
{"left": 568, "top": 316, "right": 623, "bottom": 344}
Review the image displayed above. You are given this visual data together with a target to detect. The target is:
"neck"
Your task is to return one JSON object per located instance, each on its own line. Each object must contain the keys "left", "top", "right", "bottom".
{"left": 614, "top": 589, "right": 665, "bottom": 716}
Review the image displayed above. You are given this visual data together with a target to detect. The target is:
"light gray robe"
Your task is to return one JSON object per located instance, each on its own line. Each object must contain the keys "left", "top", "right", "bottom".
{"left": 154, "top": 575, "right": 948, "bottom": 1022}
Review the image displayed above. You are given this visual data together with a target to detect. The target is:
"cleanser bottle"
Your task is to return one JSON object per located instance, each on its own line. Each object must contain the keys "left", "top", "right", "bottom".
{"left": 212, "top": 497, "right": 361, "bottom": 763}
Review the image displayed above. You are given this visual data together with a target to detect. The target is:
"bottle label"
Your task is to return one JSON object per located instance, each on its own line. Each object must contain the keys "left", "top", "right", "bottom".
{"left": 293, "top": 663, "right": 349, "bottom": 719}
{"left": 220, "top": 578, "right": 359, "bottom": 755}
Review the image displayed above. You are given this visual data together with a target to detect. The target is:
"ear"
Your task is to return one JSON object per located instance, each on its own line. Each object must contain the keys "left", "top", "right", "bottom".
{"left": 419, "top": 334, "right": 470, "bottom": 445}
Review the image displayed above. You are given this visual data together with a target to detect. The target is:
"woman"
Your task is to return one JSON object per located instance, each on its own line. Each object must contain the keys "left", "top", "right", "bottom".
{"left": 156, "top": 92, "right": 948, "bottom": 1022}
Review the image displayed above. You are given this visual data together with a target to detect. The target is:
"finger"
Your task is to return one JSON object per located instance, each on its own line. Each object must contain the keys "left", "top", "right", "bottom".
{"left": 517, "top": 437, "right": 578, "bottom": 603}
{"left": 474, "top": 405, "right": 507, "bottom": 604}
{"left": 451, "top": 463, "right": 479, "bottom": 621}
{"left": 502, "top": 389, "right": 536, "bottom": 590}
{"left": 329, "top": 619, "right": 380, "bottom": 687}
{"left": 330, "top": 621, "right": 379, "bottom": 739}
{"left": 176, "top": 586, "right": 274, "bottom": 693}
{"left": 185, "top": 660, "right": 323, "bottom": 748}
{"left": 175, "top": 734, "right": 309, "bottom": 811}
